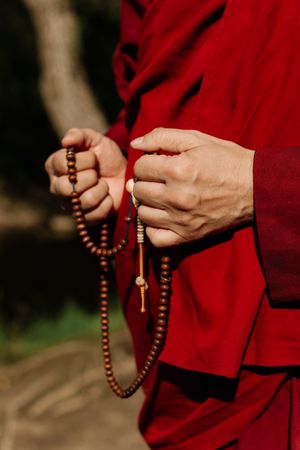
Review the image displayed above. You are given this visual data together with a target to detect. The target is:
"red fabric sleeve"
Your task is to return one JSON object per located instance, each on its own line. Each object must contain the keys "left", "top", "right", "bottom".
{"left": 106, "top": 0, "right": 149, "bottom": 149}
{"left": 253, "top": 147, "right": 300, "bottom": 304}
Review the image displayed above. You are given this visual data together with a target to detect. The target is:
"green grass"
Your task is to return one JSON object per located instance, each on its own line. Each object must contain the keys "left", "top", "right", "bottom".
{"left": 0, "top": 302, "right": 124, "bottom": 362}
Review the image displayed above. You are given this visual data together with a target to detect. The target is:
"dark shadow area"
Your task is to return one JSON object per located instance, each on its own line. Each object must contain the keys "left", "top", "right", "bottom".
{"left": 0, "top": 229, "right": 119, "bottom": 333}
{"left": 0, "top": 1, "right": 59, "bottom": 196}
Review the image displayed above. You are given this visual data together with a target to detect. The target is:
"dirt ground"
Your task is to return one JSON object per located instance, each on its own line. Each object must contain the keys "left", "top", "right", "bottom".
{"left": 0, "top": 330, "right": 148, "bottom": 450}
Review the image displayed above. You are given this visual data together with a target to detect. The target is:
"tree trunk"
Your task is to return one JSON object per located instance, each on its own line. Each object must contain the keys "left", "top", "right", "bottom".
{"left": 23, "top": 0, "right": 108, "bottom": 138}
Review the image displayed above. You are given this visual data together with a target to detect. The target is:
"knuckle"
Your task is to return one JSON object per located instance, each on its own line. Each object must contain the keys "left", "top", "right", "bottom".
{"left": 133, "top": 159, "right": 142, "bottom": 177}
{"left": 152, "top": 127, "right": 165, "bottom": 142}
{"left": 83, "top": 189, "right": 98, "bottom": 210}
{"left": 86, "top": 169, "right": 98, "bottom": 184}
{"left": 168, "top": 158, "right": 186, "bottom": 181}
{"left": 177, "top": 211, "right": 191, "bottom": 227}
{"left": 171, "top": 188, "right": 197, "bottom": 211}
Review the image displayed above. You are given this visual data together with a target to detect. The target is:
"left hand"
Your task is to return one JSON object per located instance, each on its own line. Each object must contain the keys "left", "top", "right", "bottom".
{"left": 131, "top": 128, "right": 255, "bottom": 247}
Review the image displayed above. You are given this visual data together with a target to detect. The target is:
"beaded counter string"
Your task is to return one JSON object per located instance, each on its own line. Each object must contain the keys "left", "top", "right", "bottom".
{"left": 66, "top": 147, "right": 172, "bottom": 399}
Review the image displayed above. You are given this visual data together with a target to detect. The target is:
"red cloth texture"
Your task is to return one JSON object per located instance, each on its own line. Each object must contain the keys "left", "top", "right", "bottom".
{"left": 254, "top": 147, "right": 300, "bottom": 305}
{"left": 139, "top": 367, "right": 300, "bottom": 449}
{"left": 106, "top": 0, "right": 300, "bottom": 447}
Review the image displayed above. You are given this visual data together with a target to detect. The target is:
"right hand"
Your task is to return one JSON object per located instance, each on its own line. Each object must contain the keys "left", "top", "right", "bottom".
{"left": 45, "top": 128, "right": 127, "bottom": 224}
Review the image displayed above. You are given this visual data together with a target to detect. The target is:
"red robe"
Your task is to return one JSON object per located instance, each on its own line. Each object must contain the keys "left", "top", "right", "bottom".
{"left": 107, "top": 0, "right": 300, "bottom": 448}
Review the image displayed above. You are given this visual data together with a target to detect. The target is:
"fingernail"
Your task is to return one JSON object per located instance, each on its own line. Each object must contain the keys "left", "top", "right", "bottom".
{"left": 131, "top": 136, "right": 144, "bottom": 147}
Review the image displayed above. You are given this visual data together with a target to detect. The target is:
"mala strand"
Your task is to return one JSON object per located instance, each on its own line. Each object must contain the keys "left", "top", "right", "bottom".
{"left": 66, "top": 147, "right": 172, "bottom": 398}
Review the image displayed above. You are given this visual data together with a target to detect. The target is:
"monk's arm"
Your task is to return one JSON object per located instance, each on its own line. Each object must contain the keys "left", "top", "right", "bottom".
{"left": 254, "top": 147, "right": 300, "bottom": 304}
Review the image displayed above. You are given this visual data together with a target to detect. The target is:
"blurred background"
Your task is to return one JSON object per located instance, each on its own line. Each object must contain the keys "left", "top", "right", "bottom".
{"left": 0, "top": 1, "right": 146, "bottom": 448}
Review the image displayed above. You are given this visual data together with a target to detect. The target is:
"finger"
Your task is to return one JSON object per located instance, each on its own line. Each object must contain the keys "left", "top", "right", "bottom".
{"left": 134, "top": 181, "right": 166, "bottom": 209}
{"left": 51, "top": 149, "right": 98, "bottom": 176}
{"left": 146, "top": 226, "right": 182, "bottom": 248}
{"left": 61, "top": 127, "right": 104, "bottom": 151}
{"left": 84, "top": 195, "right": 113, "bottom": 224}
{"left": 138, "top": 204, "right": 170, "bottom": 228}
{"left": 134, "top": 154, "right": 169, "bottom": 182}
{"left": 52, "top": 169, "right": 98, "bottom": 196}
{"left": 79, "top": 180, "right": 109, "bottom": 211}
{"left": 131, "top": 128, "right": 202, "bottom": 153}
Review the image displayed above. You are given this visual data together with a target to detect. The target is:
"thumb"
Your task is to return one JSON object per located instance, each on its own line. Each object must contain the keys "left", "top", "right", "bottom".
{"left": 130, "top": 127, "right": 201, "bottom": 154}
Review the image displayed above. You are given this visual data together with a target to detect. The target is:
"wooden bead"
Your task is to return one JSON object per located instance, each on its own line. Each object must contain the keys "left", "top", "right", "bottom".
{"left": 90, "top": 246, "right": 98, "bottom": 254}
{"left": 161, "top": 271, "right": 170, "bottom": 277}
{"left": 107, "top": 375, "right": 115, "bottom": 382}
{"left": 68, "top": 168, "right": 76, "bottom": 175}
{"left": 72, "top": 204, "right": 81, "bottom": 211}
{"left": 100, "top": 260, "right": 109, "bottom": 267}
{"left": 158, "top": 319, "right": 167, "bottom": 326}
{"left": 159, "top": 298, "right": 169, "bottom": 305}
{"left": 71, "top": 191, "right": 79, "bottom": 198}
{"left": 145, "top": 360, "right": 153, "bottom": 368}
{"left": 71, "top": 197, "right": 80, "bottom": 204}
{"left": 73, "top": 211, "right": 83, "bottom": 218}
{"left": 161, "top": 291, "right": 169, "bottom": 298}
{"left": 161, "top": 263, "right": 170, "bottom": 270}
{"left": 79, "top": 230, "right": 88, "bottom": 237}
{"left": 151, "top": 344, "right": 160, "bottom": 351}
{"left": 82, "top": 236, "right": 90, "bottom": 243}
{"left": 120, "top": 238, "right": 128, "bottom": 246}
{"left": 124, "top": 216, "right": 132, "bottom": 223}
{"left": 161, "top": 255, "right": 171, "bottom": 263}
{"left": 68, "top": 175, "right": 77, "bottom": 183}
{"left": 155, "top": 332, "right": 164, "bottom": 340}
{"left": 158, "top": 305, "right": 168, "bottom": 311}
{"left": 158, "top": 312, "right": 167, "bottom": 319}
{"left": 160, "top": 284, "right": 170, "bottom": 291}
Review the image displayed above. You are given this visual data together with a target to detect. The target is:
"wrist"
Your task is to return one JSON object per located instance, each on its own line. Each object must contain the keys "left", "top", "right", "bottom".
{"left": 239, "top": 149, "right": 255, "bottom": 223}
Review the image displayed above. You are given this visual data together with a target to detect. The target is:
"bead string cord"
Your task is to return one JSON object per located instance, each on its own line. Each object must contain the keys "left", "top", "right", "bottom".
{"left": 66, "top": 147, "right": 172, "bottom": 398}
{"left": 125, "top": 178, "right": 148, "bottom": 312}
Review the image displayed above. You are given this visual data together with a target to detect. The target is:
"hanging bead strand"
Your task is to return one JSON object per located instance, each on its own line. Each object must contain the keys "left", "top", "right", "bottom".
{"left": 66, "top": 147, "right": 172, "bottom": 399}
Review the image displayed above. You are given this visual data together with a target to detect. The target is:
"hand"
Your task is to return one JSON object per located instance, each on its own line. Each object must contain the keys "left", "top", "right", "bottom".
{"left": 45, "top": 128, "right": 127, "bottom": 223}
{"left": 131, "top": 128, "right": 254, "bottom": 247}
